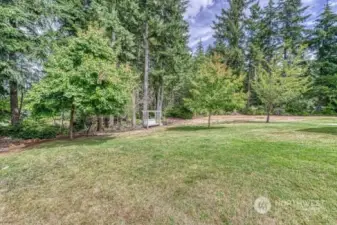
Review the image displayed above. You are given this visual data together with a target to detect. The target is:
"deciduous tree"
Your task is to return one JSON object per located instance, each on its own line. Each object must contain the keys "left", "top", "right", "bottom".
{"left": 253, "top": 52, "right": 310, "bottom": 122}
{"left": 185, "top": 55, "right": 245, "bottom": 127}
{"left": 28, "top": 28, "right": 132, "bottom": 139}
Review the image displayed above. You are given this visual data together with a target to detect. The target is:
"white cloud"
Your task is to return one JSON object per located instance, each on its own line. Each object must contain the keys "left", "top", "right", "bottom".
{"left": 187, "top": 0, "right": 332, "bottom": 49}
{"left": 302, "top": 0, "right": 315, "bottom": 3}
{"left": 189, "top": 34, "right": 213, "bottom": 48}
{"left": 186, "top": 0, "right": 214, "bottom": 18}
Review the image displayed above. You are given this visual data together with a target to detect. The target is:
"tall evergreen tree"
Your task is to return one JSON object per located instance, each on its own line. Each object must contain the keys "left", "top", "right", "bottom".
{"left": 260, "top": 0, "right": 279, "bottom": 62}
{"left": 277, "top": 0, "right": 310, "bottom": 60}
{"left": 195, "top": 39, "right": 204, "bottom": 56}
{"left": 245, "top": 2, "right": 264, "bottom": 107}
{"left": 213, "top": 0, "right": 253, "bottom": 75}
{"left": 0, "top": 0, "right": 46, "bottom": 125}
{"left": 310, "top": 2, "right": 337, "bottom": 112}
{"left": 193, "top": 39, "right": 206, "bottom": 68}
{"left": 130, "top": 0, "right": 190, "bottom": 125}
{"left": 150, "top": 0, "right": 190, "bottom": 115}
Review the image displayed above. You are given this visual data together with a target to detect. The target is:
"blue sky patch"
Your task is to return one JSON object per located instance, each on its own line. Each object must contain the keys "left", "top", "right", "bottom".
{"left": 186, "top": 0, "right": 337, "bottom": 50}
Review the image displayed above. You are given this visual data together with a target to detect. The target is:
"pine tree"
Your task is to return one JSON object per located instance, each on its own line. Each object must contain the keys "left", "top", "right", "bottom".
{"left": 150, "top": 0, "right": 190, "bottom": 117}
{"left": 138, "top": 0, "right": 152, "bottom": 126}
{"left": 205, "top": 45, "right": 215, "bottom": 57}
{"left": 260, "top": 0, "right": 279, "bottom": 62}
{"left": 245, "top": 2, "right": 264, "bottom": 107}
{"left": 194, "top": 39, "right": 206, "bottom": 68}
{"left": 195, "top": 39, "right": 204, "bottom": 56}
{"left": 0, "top": 0, "right": 46, "bottom": 125}
{"left": 310, "top": 2, "right": 337, "bottom": 112}
{"left": 277, "top": 0, "right": 310, "bottom": 60}
{"left": 126, "top": 0, "right": 191, "bottom": 126}
{"left": 213, "top": 0, "right": 253, "bottom": 75}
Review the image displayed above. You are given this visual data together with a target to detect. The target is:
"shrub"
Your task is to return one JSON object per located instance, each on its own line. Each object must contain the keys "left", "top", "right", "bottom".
{"left": 0, "top": 125, "right": 10, "bottom": 137}
{"left": 285, "top": 98, "right": 316, "bottom": 115}
{"left": 165, "top": 106, "right": 193, "bottom": 119}
{"left": 244, "top": 106, "right": 266, "bottom": 115}
{"left": 319, "top": 105, "right": 337, "bottom": 116}
{"left": 0, "top": 120, "right": 59, "bottom": 139}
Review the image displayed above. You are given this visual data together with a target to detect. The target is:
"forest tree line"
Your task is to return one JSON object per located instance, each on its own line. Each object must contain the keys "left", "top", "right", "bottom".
{"left": 0, "top": 0, "right": 336, "bottom": 138}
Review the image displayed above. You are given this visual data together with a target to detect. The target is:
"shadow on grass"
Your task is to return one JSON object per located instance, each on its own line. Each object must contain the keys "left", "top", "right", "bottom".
{"left": 167, "top": 126, "right": 226, "bottom": 132}
{"left": 31, "top": 136, "right": 115, "bottom": 149}
{"left": 298, "top": 127, "right": 337, "bottom": 135}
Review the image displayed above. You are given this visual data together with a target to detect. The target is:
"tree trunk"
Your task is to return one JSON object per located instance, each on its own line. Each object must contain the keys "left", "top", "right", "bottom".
{"left": 284, "top": 47, "right": 288, "bottom": 61}
{"left": 10, "top": 81, "right": 20, "bottom": 126}
{"left": 266, "top": 111, "right": 270, "bottom": 123}
{"left": 97, "top": 116, "right": 103, "bottom": 132}
{"left": 246, "top": 70, "right": 251, "bottom": 109}
{"left": 104, "top": 117, "right": 109, "bottom": 128}
{"left": 109, "top": 115, "right": 114, "bottom": 128}
{"left": 117, "top": 116, "right": 122, "bottom": 130}
{"left": 69, "top": 104, "right": 75, "bottom": 140}
{"left": 18, "top": 91, "right": 24, "bottom": 119}
{"left": 86, "top": 118, "right": 94, "bottom": 137}
{"left": 208, "top": 112, "right": 212, "bottom": 128}
{"left": 142, "top": 21, "right": 149, "bottom": 127}
{"left": 132, "top": 90, "right": 137, "bottom": 129}
{"left": 156, "top": 83, "right": 164, "bottom": 125}
{"left": 61, "top": 110, "right": 65, "bottom": 129}
{"left": 266, "top": 104, "right": 272, "bottom": 123}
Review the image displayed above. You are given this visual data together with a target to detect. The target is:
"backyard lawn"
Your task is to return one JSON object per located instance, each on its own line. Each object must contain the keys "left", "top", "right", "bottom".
{"left": 0, "top": 117, "right": 336, "bottom": 224}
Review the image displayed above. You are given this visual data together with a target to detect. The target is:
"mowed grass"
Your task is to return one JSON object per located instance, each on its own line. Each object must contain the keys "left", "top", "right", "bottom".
{"left": 0, "top": 118, "right": 337, "bottom": 225}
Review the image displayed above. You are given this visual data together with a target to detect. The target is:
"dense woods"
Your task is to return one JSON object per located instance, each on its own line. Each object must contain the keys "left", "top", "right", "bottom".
{"left": 0, "top": 0, "right": 336, "bottom": 138}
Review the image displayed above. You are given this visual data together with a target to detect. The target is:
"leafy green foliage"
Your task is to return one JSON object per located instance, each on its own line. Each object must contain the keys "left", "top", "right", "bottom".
{"left": 185, "top": 55, "right": 246, "bottom": 126}
{"left": 309, "top": 3, "right": 337, "bottom": 112}
{"left": 253, "top": 51, "right": 311, "bottom": 122}
{"left": 277, "top": 0, "right": 310, "bottom": 59}
{"left": 165, "top": 106, "right": 193, "bottom": 119}
{"left": 0, "top": 0, "right": 51, "bottom": 125}
{"left": 0, "top": 120, "right": 59, "bottom": 139}
{"left": 213, "top": 0, "right": 252, "bottom": 75}
{"left": 245, "top": 2, "right": 264, "bottom": 107}
{"left": 0, "top": 97, "right": 10, "bottom": 123}
{"left": 27, "top": 27, "right": 134, "bottom": 138}
{"left": 260, "top": 0, "right": 279, "bottom": 62}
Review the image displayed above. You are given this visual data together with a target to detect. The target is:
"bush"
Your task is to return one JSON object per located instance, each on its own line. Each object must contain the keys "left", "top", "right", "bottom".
{"left": 244, "top": 106, "right": 266, "bottom": 115}
{"left": 285, "top": 98, "right": 316, "bottom": 116}
{"left": 0, "top": 125, "right": 10, "bottom": 137}
{"left": 165, "top": 106, "right": 193, "bottom": 119}
{"left": 319, "top": 105, "right": 337, "bottom": 116}
{"left": 0, "top": 120, "right": 59, "bottom": 139}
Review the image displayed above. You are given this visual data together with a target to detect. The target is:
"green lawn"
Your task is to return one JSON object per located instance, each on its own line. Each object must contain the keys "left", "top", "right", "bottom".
{"left": 1, "top": 118, "right": 337, "bottom": 224}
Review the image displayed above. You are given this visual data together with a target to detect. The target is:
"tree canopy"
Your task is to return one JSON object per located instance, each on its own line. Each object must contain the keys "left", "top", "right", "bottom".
{"left": 28, "top": 28, "right": 133, "bottom": 138}
{"left": 186, "top": 55, "right": 246, "bottom": 127}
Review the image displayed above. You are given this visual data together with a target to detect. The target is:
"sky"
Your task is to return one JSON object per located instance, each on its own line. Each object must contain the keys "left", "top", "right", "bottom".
{"left": 186, "top": 0, "right": 337, "bottom": 50}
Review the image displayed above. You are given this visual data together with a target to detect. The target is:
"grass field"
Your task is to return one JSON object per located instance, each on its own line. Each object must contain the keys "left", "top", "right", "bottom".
{"left": 1, "top": 117, "right": 336, "bottom": 224}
